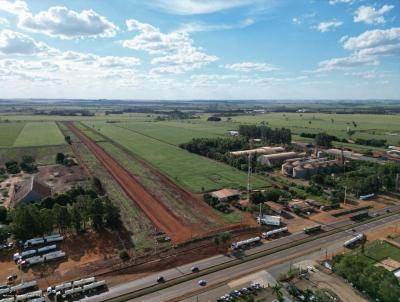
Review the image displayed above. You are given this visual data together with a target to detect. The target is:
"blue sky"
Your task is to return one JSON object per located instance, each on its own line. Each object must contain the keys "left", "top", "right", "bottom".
{"left": 0, "top": 0, "right": 399, "bottom": 100}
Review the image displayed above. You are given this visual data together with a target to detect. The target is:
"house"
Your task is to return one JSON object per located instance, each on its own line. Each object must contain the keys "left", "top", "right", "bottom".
{"left": 12, "top": 176, "right": 52, "bottom": 206}
{"left": 288, "top": 199, "right": 313, "bottom": 213}
{"left": 210, "top": 188, "right": 241, "bottom": 202}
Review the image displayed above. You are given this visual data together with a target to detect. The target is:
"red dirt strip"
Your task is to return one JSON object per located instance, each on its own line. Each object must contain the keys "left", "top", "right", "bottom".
{"left": 66, "top": 122, "right": 194, "bottom": 243}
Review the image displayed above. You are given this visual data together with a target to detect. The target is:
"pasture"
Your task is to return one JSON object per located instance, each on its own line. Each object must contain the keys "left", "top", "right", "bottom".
{"left": 83, "top": 121, "right": 269, "bottom": 192}
{"left": 12, "top": 122, "right": 66, "bottom": 147}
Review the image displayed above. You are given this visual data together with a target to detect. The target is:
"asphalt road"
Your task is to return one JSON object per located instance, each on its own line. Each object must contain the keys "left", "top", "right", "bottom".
{"left": 82, "top": 209, "right": 400, "bottom": 302}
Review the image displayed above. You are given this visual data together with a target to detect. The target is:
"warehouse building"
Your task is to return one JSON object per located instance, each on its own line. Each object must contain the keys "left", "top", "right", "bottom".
{"left": 12, "top": 176, "right": 52, "bottom": 206}
{"left": 230, "top": 146, "right": 285, "bottom": 157}
{"left": 258, "top": 152, "right": 299, "bottom": 167}
{"left": 282, "top": 157, "right": 341, "bottom": 179}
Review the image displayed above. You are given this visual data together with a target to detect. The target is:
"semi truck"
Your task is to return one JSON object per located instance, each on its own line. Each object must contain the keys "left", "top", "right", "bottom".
{"left": 343, "top": 233, "right": 365, "bottom": 248}
{"left": 262, "top": 227, "right": 288, "bottom": 239}
{"left": 231, "top": 237, "right": 261, "bottom": 250}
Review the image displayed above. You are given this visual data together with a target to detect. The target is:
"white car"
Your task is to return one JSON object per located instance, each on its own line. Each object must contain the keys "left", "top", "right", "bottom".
{"left": 198, "top": 280, "right": 207, "bottom": 286}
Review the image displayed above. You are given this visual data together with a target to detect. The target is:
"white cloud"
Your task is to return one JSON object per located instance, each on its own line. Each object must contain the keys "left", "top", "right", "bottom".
{"left": 0, "top": 29, "right": 50, "bottom": 55}
{"left": 292, "top": 17, "right": 301, "bottom": 24}
{"left": 342, "top": 28, "right": 400, "bottom": 56}
{"left": 0, "top": 17, "right": 9, "bottom": 25}
{"left": 329, "top": 0, "right": 356, "bottom": 5}
{"left": 0, "top": 0, "right": 28, "bottom": 15}
{"left": 354, "top": 5, "right": 394, "bottom": 25}
{"left": 318, "top": 55, "right": 378, "bottom": 71}
{"left": 224, "top": 62, "right": 277, "bottom": 72}
{"left": 179, "top": 18, "right": 255, "bottom": 33}
{"left": 316, "top": 20, "right": 343, "bottom": 32}
{"left": 124, "top": 19, "right": 217, "bottom": 73}
{"left": 147, "top": 0, "right": 261, "bottom": 15}
{"left": 18, "top": 6, "right": 118, "bottom": 39}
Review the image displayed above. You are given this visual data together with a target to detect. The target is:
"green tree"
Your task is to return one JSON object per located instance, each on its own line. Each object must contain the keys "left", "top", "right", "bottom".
{"left": 70, "top": 203, "right": 83, "bottom": 232}
{"left": 0, "top": 206, "right": 7, "bottom": 223}
{"left": 53, "top": 204, "right": 71, "bottom": 232}
{"left": 272, "top": 283, "right": 284, "bottom": 302}
{"left": 88, "top": 198, "right": 104, "bottom": 229}
{"left": 0, "top": 227, "right": 10, "bottom": 244}
{"left": 103, "top": 199, "right": 121, "bottom": 229}
{"left": 39, "top": 208, "right": 54, "bottom": 235}
{"left": 55, "top": 152, "right": 65, "bottom": 164}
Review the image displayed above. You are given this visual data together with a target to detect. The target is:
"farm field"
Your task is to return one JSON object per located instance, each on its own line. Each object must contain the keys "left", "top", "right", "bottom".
{"left": 356, "top": 240, "right": 400, "bottom": 265}
{"left": 231, "top": 112, "right": 400, "bottom": 145}
{"left": 83, "top": 121, "right": 270, "bottom": 192}
{"left": 0, "top": 145, "right": 72, "bottom": 165}
{"left": 12, "top": 122, "right": 66, "bottom": 147}
{"left": 0, "top": 122, "right": 25, "bottom": 147}
{"left": 0, "top": 113, "right": 155, "bottom": 122}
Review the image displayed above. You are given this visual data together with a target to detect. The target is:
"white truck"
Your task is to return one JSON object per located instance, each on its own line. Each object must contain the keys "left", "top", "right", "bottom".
{"left": 231, "top": 237, "right": 261, "bottom": 250}
{"left": 262, "top": 227, "right": 288, "bottom": 239}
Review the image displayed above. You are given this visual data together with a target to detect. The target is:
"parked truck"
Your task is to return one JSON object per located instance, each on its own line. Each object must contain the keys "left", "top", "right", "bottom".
{"left": 231, "top": 237, "right": 261, "bottom": 250}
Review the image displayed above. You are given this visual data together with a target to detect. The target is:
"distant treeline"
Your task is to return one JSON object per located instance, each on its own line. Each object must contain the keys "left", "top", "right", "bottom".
{"left": 354, "top": 138, "right": 387, "bottom": 147}
{"left": 238, "top": 125, "right": 292, "bottom": 144}
{"left": 300, "top": 132, "right": 387, "bottom": 147}
{"left": 105, "top": 109, "right": 199, "bottom": 120}
{"left": 34, "top": 109, "right": 94, "bottom": 116}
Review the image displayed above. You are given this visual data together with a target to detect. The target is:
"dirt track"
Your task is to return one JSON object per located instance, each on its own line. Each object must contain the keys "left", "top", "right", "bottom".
{"left": 66, "top": 122, "right": 195, "bottom": 243}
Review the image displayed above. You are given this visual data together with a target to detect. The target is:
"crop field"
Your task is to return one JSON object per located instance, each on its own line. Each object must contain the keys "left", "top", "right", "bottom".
{"left": 12, "top": 122, "right": 65, "bottom": 147}
{"left": 83, "top": 121, "right": 269, "bottom": 192}
{"left": 0, "top": 122, "right": 25, "bottom": 147}
{"left": 230, "top": 113, "right": 400, "bottom": 146}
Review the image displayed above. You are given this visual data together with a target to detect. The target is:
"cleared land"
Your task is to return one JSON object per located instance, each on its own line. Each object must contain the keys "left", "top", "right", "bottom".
{"left": 0, "top": 122, "right": 25, "bottom": 147}
{"left": 66, "top": 122, "right": 198, "bottom": 243}
{"left": 13, "top": 121, "right": 66, "bottom": 146}
{"left": 84, "top": 121, "right": 269, "bottom": 192}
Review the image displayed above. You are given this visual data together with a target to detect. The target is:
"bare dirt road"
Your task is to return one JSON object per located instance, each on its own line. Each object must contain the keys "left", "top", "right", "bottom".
{"left": 66, "top": 122, "right": 195, "bottom": 243}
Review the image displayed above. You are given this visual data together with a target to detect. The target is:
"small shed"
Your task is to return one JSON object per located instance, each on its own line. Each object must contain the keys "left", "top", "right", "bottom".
{"left": 210, "top": 188, "right": 241, "bottom": 202}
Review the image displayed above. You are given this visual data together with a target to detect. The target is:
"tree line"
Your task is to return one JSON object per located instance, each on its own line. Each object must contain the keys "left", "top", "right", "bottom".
{"left": 238, "top": 125, "right": 291, "bottom": 144}
{"left": 333, "top": 253, "right": 400, "bottom": 302}
{"left": 4, "top": 186, "right": 121, "bottom": 241}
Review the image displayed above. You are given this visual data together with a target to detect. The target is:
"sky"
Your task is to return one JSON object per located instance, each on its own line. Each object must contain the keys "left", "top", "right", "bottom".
{"left": 0, "top": 0, "right": 399, "bottom": 100}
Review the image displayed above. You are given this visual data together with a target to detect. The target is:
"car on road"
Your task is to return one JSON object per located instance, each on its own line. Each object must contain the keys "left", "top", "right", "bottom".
{"left": 198, "top": 279, "right": 207, "bottom": 286}
{"left": 191, "top": 266, "right": 199, "bottom": 273}
{"left": 156, "top": 276, "right": 165, "bottom": 283}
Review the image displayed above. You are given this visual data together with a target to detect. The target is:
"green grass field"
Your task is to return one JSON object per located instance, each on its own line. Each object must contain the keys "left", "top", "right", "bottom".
{"left": 355, "top": 240, "right": 400, "bottom": 265}
{"left": 83, "top": 121, "right": 269, "bottom": 192}
{"left": 13, "top": 122, "right": 66, "bottom": 147}
{"left": 0, "top": 122, "right": 25, "bottom": 147}
{"left": 231, "top": 113, "right": 400, "bottom": 146}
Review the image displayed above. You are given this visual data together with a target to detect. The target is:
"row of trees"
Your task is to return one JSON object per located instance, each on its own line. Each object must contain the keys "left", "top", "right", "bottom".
{"left": 355, "top": 138, "right": 387, "bottom": 147}
{"left": 238, "top": 125, "right": 292, "bottom": 144}
{"left": 333, "top": 253, "right": 400, "bottom": 302}
{"left": 180, "top": 137, "right": 252, "bottom": 171}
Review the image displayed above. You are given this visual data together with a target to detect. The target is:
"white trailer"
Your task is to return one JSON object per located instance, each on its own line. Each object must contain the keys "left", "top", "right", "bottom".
{"left": 262, "top": 227, "right": 288, "bottom": 239}
{"left": 83, "top": 280, "right": 106, "bottom": 292}
{"left": 0, "top": 287, "right": 11, "bottom": 296}
{"left": 0, "top": 297, "right": 14, "bottom": 302}
{"left": 47, "top": 282, "right": 72, "bottom": 295}
{"left": 44, "top": 236, "right": 63, "bottom": 244}
{"left": 257, "top": 215, "right": 281, "bottom": 226}
{"left": 43, "top": 251, "right": 65, "bottom": 262}
{"left": 16, "top": 290, "right": 42, "bottom": 301}
{"left": 28, "top": 298, "right": 45, "bottom": 302}
{"left": 63, "top": 287, "right": 83, "bottom": 299}
{"left": 44, "top": 234, "right": 61, "bottom": 240}
{"left": 72, "top": 277, "right": 95, "bottom": 287}
{"left": 37, "top": 245, "right": 56, "bottom": 254}
{"left": 14, "top": 249, "right": 37, "bottom": 261}
{"left": 11, "top": 281, "right": 37, "bottom": 293}
{"left": 231, "top": 237, "right": 261, "bottom": 250}
{"left": 24, "top": 238, "right": 44, "bottom": 249}
{"left": 344, "top": 233, "right": 365, "bottom": 248}
{"left": 25, "top": 256, "right": 43, "bottom": 266}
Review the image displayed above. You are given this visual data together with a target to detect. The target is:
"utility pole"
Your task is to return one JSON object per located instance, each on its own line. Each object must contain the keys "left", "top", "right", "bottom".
{"left": 396, "top": 173, "right": 399, "bottom": 191}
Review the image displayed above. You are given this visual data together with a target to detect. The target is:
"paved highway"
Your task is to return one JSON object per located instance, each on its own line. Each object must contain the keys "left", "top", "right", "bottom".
{"left": 82, "top": 209, "right": 400, "bottom": 302}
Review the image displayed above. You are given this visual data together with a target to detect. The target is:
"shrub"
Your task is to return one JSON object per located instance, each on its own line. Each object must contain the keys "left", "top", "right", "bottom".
{"left": 119, "top": 249, "right": 130, "bottom": 261}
